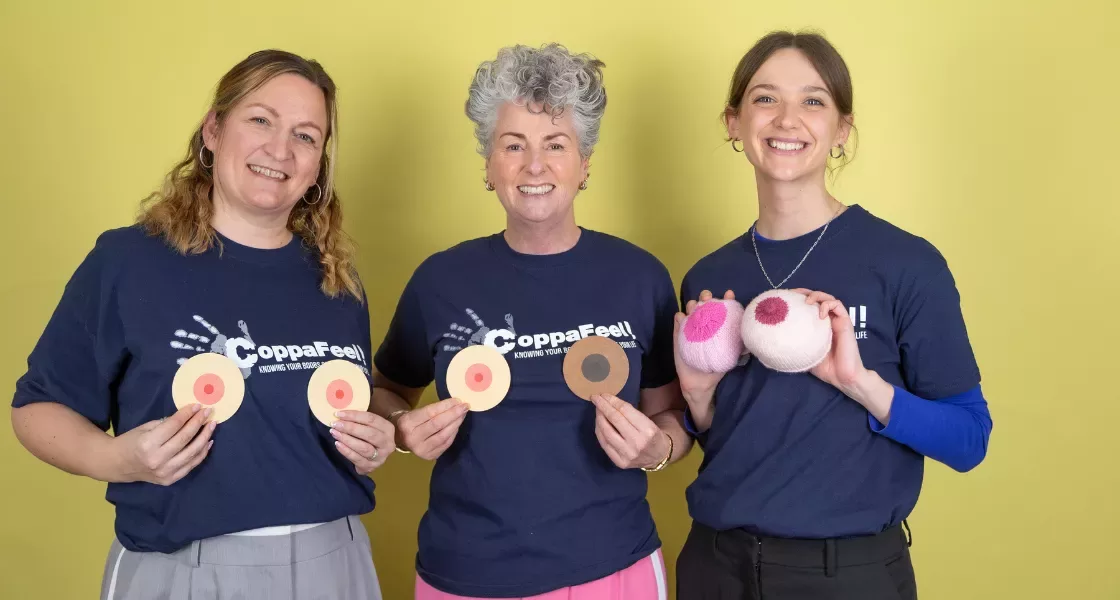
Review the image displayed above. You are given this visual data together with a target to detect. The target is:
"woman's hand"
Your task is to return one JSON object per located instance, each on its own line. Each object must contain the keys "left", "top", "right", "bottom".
{"left": 591, "top": 394, "right": 672, "bottom": 470}
{"left": 394, "top": 398, "right": 470, "bottom": 461}
{"left": 331, "top": 410, "right": 396, "bottom": 475}
{"left": 111, "top": 403, "right": 216, "bottom": 486}
{"left": 793, "top": 288, "right": 894, "bottom": 423}
{"left": 673, "top": 289, "right": 737, "bottom": 431}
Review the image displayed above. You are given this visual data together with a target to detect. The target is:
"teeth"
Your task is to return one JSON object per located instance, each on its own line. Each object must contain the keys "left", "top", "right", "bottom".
{"left": 769, "top": 140, "right": 805, "bottom": 151}
{"left": 518, "top": 184, "right": 554, "bottom": 195}
{"left": 249, "top": 165, "right": 287, "bottom": 180}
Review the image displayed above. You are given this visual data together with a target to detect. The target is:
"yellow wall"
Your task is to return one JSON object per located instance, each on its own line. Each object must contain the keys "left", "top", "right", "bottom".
{"left": 2, "top": 1, "right": 1117, "bottom": 598}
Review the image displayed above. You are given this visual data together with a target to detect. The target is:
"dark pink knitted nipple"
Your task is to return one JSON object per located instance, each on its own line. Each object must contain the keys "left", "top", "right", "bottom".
{"left": 754, "top": 296, "right": 789, "bottom": 326}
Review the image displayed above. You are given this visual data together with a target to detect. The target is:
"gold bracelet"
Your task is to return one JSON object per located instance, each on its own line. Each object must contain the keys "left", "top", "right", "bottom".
{"left": 387, "top": 409, "right": 412, "bottom": 454}
{"left": 641, "top": 432, "right": 674, "bottom": 473}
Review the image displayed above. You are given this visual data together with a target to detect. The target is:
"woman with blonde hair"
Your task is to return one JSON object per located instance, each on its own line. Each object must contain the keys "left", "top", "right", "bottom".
{"left": 10, "top": 49, "right": 390, "bottom": 599}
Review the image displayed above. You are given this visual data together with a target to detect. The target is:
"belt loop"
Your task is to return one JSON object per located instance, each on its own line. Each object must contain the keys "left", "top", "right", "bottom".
{"left": 346, "top": 516, "right": 355, "bottom": 541}
{"left": 902, "top": 519, "right": 913, "bottom": 548}
{"left": 824, "top": 539, "right": 837, "bottom": 577}
{"left": 192, "top": 540, "right": 202, "bottom": 568}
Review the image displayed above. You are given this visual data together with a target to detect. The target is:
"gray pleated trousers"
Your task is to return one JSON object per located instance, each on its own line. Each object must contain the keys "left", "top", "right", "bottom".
{"left": 99, "top": 516, "right": 382, "bottom": 600}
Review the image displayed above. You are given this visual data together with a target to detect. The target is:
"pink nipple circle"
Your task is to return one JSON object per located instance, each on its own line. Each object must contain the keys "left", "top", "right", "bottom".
{"left": 754, "top": 297, "right": 789, "bottom": 326}
{"left": 683, "top": 301, "right": 728, "bottom": 342}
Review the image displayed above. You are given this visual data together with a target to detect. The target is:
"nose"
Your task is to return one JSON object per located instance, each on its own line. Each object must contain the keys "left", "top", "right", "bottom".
{"left": 776, "top": 102, "right": 798, "bottom": 130}
{"left": 525, "top": 147, "right": 546, "bottom": 176}
{"left": 264, "top": 130, "right": 293, "bottom": 161}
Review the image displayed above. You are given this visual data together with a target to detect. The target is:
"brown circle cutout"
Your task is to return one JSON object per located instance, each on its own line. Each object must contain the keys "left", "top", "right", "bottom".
{"left": 563, "top": 336, "right": 629, "bottom": 401}
{"left": 171, "top": 352, "right": 245, "bottom": 423}
{"left": 446, "top": 345, "right": 511, "bottom": 412}
{"left": 308, "top": 360, "right": 371, "bottom": 426}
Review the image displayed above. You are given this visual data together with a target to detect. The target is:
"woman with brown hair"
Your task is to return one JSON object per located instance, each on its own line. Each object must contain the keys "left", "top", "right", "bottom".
{"left": 10, "top": 50, "right": 390, "bottom": 599}
{"left": 674, "top": 31, "right": 992, "bottom": 599}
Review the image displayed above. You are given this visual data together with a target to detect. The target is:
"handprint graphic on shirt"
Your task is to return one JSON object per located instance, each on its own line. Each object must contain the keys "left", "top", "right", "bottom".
{"left": 170, "top": 315, "right": 258, "bottom": 378}
{"left": 440, "top": 309, "right": 517, "bottom": 354}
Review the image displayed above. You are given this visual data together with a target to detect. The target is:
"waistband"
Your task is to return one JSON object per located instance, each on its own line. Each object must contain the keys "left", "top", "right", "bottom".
{"left": 696, "top": 521, "right": 912, "bottom": 574}
{"left": 227, "top": 522, "right": 328, "bottom": 536}
{"left": 168, "top": 515, "right": 360, "bottom": 567}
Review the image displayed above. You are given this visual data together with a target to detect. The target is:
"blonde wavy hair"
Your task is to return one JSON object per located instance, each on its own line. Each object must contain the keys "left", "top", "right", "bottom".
{"left": 138, "top": 49, "right": 362, "bottom": 301}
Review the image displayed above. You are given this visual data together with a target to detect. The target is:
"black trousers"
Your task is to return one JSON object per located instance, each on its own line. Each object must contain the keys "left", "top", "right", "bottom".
{"left": 675, "top": 521, "right": 917, "bottom": 600}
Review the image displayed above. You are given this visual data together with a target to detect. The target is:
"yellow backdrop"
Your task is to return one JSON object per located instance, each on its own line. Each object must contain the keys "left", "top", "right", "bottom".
{"left": 2, "top": 1, "right": 1117, "bottom": 598}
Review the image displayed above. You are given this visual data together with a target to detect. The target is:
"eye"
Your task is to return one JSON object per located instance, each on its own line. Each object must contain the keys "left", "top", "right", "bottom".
{"left": 753, "top": 95, "right": 775, "bottom": 104}
{"left": 805, "top": 98, "right": 824, "bottom": 106}
{"left": 296, "top": 132, "right": 316, "bottom": 144}
{"left": 506, "top": 143, "right": 524, "bottom": 151}
{"left": 250, "top": 116, "right": 269, "bottom": 125}
{"left": 547, "top": 143, "right": 564, "bottom": 151}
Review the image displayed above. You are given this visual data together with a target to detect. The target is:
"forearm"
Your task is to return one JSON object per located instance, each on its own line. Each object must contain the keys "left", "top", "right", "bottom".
{"left": 681, "top": 387, "right": 716, "bottom": 433}
{"left": 842, "top": 369, "right": 896, "bottom": 424}
{"left": 369, "top": 387, "right": 412, "bottom": 420}
{"left": 369, "top": 370, "right": 423, "bottom": 420}
{"left": 11, "top": 403, "right": 124, "bottom": 482}
{"left": 845, "top": 369, "right": 992, "bottom": 472}
{"left": 868, "top": 384, "right": 992, "bottom": 472}
{"left": 650, "top": 408, "right": 692, "bottom": 465}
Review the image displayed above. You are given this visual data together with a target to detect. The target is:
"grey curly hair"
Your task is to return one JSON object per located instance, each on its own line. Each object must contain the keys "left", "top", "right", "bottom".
{"left": 465, "top": 43, "right": 607, "bottom": 158}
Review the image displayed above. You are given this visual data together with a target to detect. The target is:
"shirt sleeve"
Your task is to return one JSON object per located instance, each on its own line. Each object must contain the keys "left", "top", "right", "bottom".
{"left": 373, "top": 267, "right": 435, "bottom": 389}
{"left": 683, "top": 406, "right": 710, "bottom": 449}
{"left": 11, "top": 233, "right": 129, "bottom": 432}
{"left": 895, "top": 262, "right": 982, "bottom": 398}
{"left": 640, "top": 266, "right": 680, "bottom": 389}
{"left": 877, "top": 256, "right": 989, "bottom": 471}
{"left": 870, "top": 384, "right": 992, "bottom": 472}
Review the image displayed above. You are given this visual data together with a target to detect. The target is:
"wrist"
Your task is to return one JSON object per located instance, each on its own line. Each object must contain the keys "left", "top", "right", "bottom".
{"left": 842, "top": 369, "right": 894, "bottom": 423}
{"left": 641, "top": 432, "right": 674, "bottom": 472}
{"left": 682, "top": 394, "right": 714, "bottom": 433}
{"left": 98, "top": 434, "right": 135, "bottom": 484}
{"left": 387, "top": 409, "right": 412, "bottom": 454}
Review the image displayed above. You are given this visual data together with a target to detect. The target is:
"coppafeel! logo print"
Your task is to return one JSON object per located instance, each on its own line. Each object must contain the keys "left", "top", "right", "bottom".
{"left": 170, "top": 315, "right": 257, "bottom": 378}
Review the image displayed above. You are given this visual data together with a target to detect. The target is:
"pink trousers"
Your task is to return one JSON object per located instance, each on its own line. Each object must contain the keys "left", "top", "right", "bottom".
{"left": 415, "top": 550, "right": 668, "bottom": 600}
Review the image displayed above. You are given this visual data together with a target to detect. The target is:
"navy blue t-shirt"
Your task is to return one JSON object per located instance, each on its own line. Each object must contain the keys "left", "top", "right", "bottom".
{"left": 681, "top": 205, "right": 981, "bottom": 539}
{"left": 374, "top": 228, "right": 678, "bottom": 598}
{"left": 11, "top": 226, "right": 376, "bottom": 553}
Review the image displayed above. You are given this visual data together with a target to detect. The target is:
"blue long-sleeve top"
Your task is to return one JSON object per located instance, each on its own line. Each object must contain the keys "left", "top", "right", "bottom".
{"left": 685, "top": 383, "right": 992, "bottom": 472}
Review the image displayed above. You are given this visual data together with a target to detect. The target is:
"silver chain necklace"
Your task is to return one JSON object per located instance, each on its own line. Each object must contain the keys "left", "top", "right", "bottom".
{"left": 750, "top": 206, "right": 843, "bottom": 290}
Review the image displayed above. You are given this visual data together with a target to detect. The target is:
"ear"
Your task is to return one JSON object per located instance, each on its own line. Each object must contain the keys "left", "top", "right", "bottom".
{"left": 835, "top": 114, "right": 854, "bottom": 147}
{"left": 580, "top": 154, "right": 591, "bottom": 178}
{"left": 201, "top": 110, "right": 220, "bottom": 150}
{"left": 724, "top": 105, "right": 741, "bottom": 142}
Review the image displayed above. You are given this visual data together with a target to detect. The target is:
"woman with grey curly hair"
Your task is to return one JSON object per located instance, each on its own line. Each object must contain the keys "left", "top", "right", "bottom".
{"left": 370, "top": 43, "right": 690, "bottom": 599}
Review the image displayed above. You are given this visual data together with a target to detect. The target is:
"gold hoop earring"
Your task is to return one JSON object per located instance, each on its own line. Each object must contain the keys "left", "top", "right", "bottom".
{"left": 579, "top": 179, "right": 588, "bottom": 191}
{"left": 731, "top": 139, "right": 744, "bottom": 153}
{"left": 830, "top": 146, "right": 845, "bottom": 159}
{"left": 198, "top": 145, "right": 214, "bottom": 168}
{"left": 304, "top": 183, "right": 323, "bottom": 205}
{"left": 484, "top": 178, "right": 495, "bottom": 191}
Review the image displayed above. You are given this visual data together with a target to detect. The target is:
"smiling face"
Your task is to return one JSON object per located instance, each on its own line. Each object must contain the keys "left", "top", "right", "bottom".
{"left": 726, "top": 48, "right": 852, "bottom": 184}
{"left": 202, "top": 73, "right": 328, "bottom": 218}
{"left": 485, "top": 101, "right": 589, "bottom": 227}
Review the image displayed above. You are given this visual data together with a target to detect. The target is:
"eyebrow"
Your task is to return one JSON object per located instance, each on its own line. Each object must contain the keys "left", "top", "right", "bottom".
{"left": 747, "top": 83, "right": 832, "bottom": 96}
{"left": 497, "top": 132, "right": 572, "bottom": 141}
{"left": 246, "top": 102, "right": 324, "bottom": 135}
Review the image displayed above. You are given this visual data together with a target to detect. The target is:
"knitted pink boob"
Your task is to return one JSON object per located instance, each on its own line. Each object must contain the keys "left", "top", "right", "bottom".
{"left": 740, "top": 289, "right": 832, "bottom": 373}
{"left": 676, "top": 299, "right": 747, "bottom": 373}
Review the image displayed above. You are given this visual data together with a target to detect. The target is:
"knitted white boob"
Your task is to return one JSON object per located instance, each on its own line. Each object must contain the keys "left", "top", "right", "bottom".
{"left": 740, "top": 289, "right": 832, "bottom": 373}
